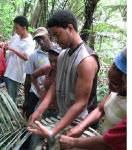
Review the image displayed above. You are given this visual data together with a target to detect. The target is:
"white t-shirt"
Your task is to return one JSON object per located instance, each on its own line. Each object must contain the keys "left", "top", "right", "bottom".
{"left": 26, "top": 47, "right": 50, "bottom": 98}
{"left": 4, "top": 34, "right": 35, "bottom": 83}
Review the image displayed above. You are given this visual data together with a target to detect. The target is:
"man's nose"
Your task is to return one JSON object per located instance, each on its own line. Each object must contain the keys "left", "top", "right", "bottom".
{"left": 51, "top": 61, "right": 56, "bottom": 66}
{"left": 39, "top": 39, "right": 44, "bottom": 44}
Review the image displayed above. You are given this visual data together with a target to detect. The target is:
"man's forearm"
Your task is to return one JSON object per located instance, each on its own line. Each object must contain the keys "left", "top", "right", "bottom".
{"left": 78, "top": 93, "right": 110, "bottom": 130}
{"left": 72, "top": 136, "right": 111, "bottom": 150}
{"left": 77, "top": 107, "right": 102, "bottom": 130}
{"left": 37, "top": 84, "right": 56, "bottom": 114}
{"left": 9, "top": 47, "right": 28, "bottom": 61}
{"left": 52, "top": 101, "right": 87, "bottom": 136}
{"left": 31, "top": 75, "right": 42, "bottom": 94}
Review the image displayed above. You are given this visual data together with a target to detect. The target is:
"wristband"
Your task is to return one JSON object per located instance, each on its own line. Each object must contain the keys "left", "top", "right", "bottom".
{"left": 49, "top": 130, "right": 53, "bottom": 138}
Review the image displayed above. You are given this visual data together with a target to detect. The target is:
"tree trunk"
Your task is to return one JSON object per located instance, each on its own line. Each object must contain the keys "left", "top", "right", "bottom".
{"left": 30, "top": 0, "right": 43, "bottom": 28}
{"left": 23, "top": 1, "right": 31, "bottom": 17}
{"left": 89, "top": 31, "right": 95, "bottom": 50}
{"left": 80, "top": 0, "right": 100, "bottom": 43}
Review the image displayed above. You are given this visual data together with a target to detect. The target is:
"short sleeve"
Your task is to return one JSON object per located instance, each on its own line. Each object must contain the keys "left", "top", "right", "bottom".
{"left": 40, "top": 65, "right": 51, "bottom": 75}
{"left": 25, "top": 53, "right": 35, "bottom": 74}
{"left": 23, "top": 41, "right": 35, "bottom": 57}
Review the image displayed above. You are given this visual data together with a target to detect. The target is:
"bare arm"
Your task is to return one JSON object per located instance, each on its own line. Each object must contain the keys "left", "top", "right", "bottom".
{"left": 31, "top": 67, "right": 46, "bottom": 96}
{"left": 50, "top": 56, "right": 98, "bottom": 137}
{"left": 67, "top": 93, "right": 110, "bottom": 137}
{"left": 4, "top": 44, "right": 28, "bottom": 61}
{"left": 29, "top": 83, "right": 56, "bottom": 123}
{"left": 60, "top": 135, "right": 111, "bottom": 150}
{"left": 28, "top": 56, "right": 99, "bottom": 138}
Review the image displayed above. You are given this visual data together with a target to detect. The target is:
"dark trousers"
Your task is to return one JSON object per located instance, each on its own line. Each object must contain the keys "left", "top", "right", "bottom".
{"left": 26, "top": 92, "right": 39, "bottom": 119}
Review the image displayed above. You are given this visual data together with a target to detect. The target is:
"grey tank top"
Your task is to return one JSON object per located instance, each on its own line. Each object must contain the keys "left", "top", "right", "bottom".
{"left": 56, "top": 42, "right": 99, "bottom": 120}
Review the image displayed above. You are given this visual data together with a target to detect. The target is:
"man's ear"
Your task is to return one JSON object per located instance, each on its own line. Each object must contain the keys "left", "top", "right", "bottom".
{"left": 122, "top": 74, "right": 127, "bottom": 84}
{"left": 48, "top": 33, "right": 51, "bottom": 40}
{"left": 67, "top": 24, "right": 74, "bottom": 32}
{"left": 23, "top": 26, "right": 27, "bottom": 31}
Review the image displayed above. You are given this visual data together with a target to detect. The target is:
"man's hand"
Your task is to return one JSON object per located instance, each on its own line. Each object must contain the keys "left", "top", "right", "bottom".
{"left": 0, "top": 42, "right": 5, "bottom": 49}
{"left": 27, "top": 120, "right": 49, "bottom": 138}
{"left": 66, "top": 124, "right": 84, "bottom": 137}
{"left": 60, "top": 135, "right": 74, "bottom": 149}
{"left": 29, "top": 109, "right": 43, "bottom": 123}
{"left": 4, "top": 43, "right": 28, "bottom": 60}
{"left": 4, "top": 43, "right": 13, "bottom": 51}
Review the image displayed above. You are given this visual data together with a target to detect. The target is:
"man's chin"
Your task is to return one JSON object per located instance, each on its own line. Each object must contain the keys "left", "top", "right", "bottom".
{"left": 59, "top": 44, "right": 67, "bottom": 49}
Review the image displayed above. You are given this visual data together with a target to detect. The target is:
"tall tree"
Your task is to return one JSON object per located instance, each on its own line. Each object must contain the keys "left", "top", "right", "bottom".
{"left": 80, "top": 0, "right": 100, "bottom": 43}
{"left": 23, "top": 0, "right": 32, "bottom": 17}
{"left": 30, "top": 0, "right": 43, "bottom": 28}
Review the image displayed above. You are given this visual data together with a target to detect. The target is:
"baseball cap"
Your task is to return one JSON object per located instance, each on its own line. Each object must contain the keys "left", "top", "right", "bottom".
{"left": 33, "top": 27, "right": 48, "bottom": 39}
{"left": 47, "top": 44, "right": 62, "bottom": 54}
{"left": 114, "top": 47, "right": 127, "bottom": 74}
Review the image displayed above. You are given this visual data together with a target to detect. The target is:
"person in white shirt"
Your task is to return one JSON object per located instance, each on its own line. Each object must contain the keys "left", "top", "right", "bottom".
{"left": 3, "top": 16, "right": 35, "bottom": 104}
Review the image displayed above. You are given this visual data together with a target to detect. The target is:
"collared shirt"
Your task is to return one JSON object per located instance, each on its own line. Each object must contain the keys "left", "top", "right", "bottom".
{"left": 26, "top": 47, "right": 50, "bottom": 98}
{"left": 4, "top": 34, "right": 35, "bottom": 83}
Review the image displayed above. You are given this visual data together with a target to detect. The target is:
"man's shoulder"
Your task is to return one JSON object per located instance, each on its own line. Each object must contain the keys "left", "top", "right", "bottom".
{"left": 82, "top": 43, "right": 96, "bottom": 55}
{"left": 58, "top": 49, "right": 67, "bottom": 58}
{"left": 10, "top": 34, "right": 19, "bottom": 42}
{"left": 23, "top": 34, "right": 35, "bottom": 46}
{"left": 30, "top": 47, "right": 43, "bottom": 55}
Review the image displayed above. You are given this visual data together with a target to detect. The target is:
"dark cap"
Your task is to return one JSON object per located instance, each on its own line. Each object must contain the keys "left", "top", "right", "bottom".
{"left": 47, "top": 44, "right": 62, "bottom": 54}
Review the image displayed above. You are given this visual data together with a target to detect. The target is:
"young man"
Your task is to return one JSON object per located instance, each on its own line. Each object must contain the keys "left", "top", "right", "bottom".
{"left": 28, "top": 10, "right": 99, "bottom": 139}
{"left": 2, "top": 16, "right": 35, "bottom": 104}
{"left": 23, "top": 27, "right": 51, "bottom": 120}
{"left": 59, "top": 48, "right": 127, "bottom": 150}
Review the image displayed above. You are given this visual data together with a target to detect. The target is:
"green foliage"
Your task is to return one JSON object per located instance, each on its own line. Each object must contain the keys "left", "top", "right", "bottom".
{"left": 91, "top": 0, "right": 126, "bottom": 102}
{"left": 0, "top": 1, "right": 14, "bottom": 40}
{"left": 0, "top": 0, "right": 126, "bottom": 102}
{"left": 28, "top": 27, "right": 34, "bottom": 33}
{"left": 97, "top": 84, "right": 109, "bottom": 101}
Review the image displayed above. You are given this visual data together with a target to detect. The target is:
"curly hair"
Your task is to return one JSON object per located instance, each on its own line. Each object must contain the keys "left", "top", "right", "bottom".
{"left": 47, "top": 10, "right": 78, "bottom": 32}
{"left": 14, "top": 16, "right": 29, "bottom": 30}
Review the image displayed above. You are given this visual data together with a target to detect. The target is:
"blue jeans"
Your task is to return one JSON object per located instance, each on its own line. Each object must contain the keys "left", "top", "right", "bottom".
{"left": 4, "top": 77, "right": 21, "bottom": 104}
